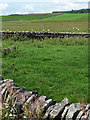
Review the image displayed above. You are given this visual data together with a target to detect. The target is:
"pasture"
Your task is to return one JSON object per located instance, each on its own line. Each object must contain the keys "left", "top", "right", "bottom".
{"left": 2, "top": 36, "right": 88, "bottom": 103}
{"left": 2, "top": 13, "right": 88, "bottom": 32}
{"left": 2, "top": 14, "right": 57, "bottom": 21}
{"left": 1, "top": 13, "right": 89, "bottom": 103}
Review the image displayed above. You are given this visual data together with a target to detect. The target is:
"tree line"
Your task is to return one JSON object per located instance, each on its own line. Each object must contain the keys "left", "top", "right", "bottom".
{"left": 53, "top": 9, "right": 90, "bottom": 13}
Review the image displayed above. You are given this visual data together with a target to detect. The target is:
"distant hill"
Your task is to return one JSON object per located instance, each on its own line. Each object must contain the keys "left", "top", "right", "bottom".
{"left": 53, "top": 8, "right": 90, "bottom": 13}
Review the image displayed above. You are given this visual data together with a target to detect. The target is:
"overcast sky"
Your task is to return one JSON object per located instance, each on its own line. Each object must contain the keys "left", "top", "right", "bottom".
{"left": 0, "top": 0, "right": 89, "bottom": 15}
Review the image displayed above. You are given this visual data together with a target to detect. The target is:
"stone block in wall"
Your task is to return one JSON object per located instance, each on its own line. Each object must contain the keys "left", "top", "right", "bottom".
{"left": 88, "top": 110, "right": 90, "bottom": 120}
{"left": 49, "top": 98, "right": 69, "bottom": 119}
{"left": 86, "top": 104, "right": 90, "bottom": 111}
{"left": 25, "top": 95, "right": 36, "bottom": 104}
{"left": 42, "top": 99, "right": 56, "bottom": 111}
{"left": 1, "top": 79, "right": 13, "bottom": 89}
{"left": 76, "top": 104, "right": 90, "bottom": 120}
{"left": 43, "top": 105, "right": 55, "bottom": 119}
{"left": 76, "top": 110, "right": 84, "bottom": 119}
{"left": 61, "top": 105, "right": 70, "bottom": 120}
{"left": 81, "top": 114, "right": 88, "bottom": 120}
{"left": 66, "top": 103, "right": 81, "bottom": 120}
{"left": 1, "top": 86, "right": 7, "bottom": 95}
{"left": 38, "top": 96, "right": 47, "bottom": 103}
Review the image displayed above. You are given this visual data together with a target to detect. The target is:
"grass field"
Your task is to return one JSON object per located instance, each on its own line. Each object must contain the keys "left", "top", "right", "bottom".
{"left": 1, "top": 13, "right": 89, "bottom": 103}
{"left": 2, "top": 13, "right": 88, "bottom": 32}
{"left": 42, "top": 13, "right": 88, "bottom": 21}
{"left": 2, "top": 13, "right": 88, "bottom": 22}
{"left": 2, "top": 21, "right": 88, "bottom": 32}
{"left": 2, "top": 14, "right": 57, "bottom": 21}
{"left": 2, "top": 36, "right": 88, "bottom": 103}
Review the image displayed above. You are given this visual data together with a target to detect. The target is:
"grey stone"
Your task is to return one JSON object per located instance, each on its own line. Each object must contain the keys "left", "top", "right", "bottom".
{"left": 0, "top": 93, "right": 2, "bottom": 119}
{"left": 3, "top": 79, "right": 10, "bottom": 83}
{"left": 42, "top": 99, "right": 56, "bottom": 111}
{"left": 86, "top": 104, "right": 90, "bottom": 111}
{"left": 1, "top": 79, "right": 13, "bottom": 88}
{"left": 25, "top": 95, "right": 36, "bottom": 104}
{"left": 88, "top": 110, "right": 90, "bottom": 120}
{"left": 38, "top": 96, "right": 47, "bottom": 103}
{"left": 23, "top": 91, "right": 32, "bottom": 100}
{"left": 49, "top": 98, "right": 69, "bottom": 119}
{"left": 76, "top": 110, "right": 84, "bottom": 119}
{"left": 0, "top": 80, "right": 4, "bottom": 85}
{"left": 1, "top": 86, "right": 7, "bottom": 95}
{"left": 66, "top": 103, "right": 81, "bottom": 120}
{"left": 43, "top": 105, "right": 55, "bottom": 119}
{"left": 61, "top": 105, "right": 70, "bottom": 120}
{"left": 76, "top": 104, "right": 90, "bottom": 120}
{"left": 81, "top": 114, "right": 88, "bottom": 120}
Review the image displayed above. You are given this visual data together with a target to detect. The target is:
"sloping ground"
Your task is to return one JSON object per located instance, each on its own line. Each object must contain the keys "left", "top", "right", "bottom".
{"left": 41, "top": 13, "right": 88, "bottom": 21}
{"left": 2, "top": 14, "right": 59, "bottom": 21}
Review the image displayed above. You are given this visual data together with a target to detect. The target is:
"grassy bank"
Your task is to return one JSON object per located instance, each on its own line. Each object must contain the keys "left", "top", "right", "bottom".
{"left": 2, "top": 37, "right": 88, "bottom": 103}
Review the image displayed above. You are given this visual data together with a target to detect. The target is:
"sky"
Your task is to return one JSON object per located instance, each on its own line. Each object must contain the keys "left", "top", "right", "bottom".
{"left": 0, "top": 0, "right": 89, "bottom": 15}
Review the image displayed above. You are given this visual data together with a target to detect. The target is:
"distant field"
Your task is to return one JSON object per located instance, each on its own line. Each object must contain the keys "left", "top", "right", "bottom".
{"left": 2, "top": 13, "right": 88, "bottom": 32}
{"left": 41, "top": 13, "right": 88, "bottom": 21}
{"left": 2, "top": 13, "right": 88, "bottom": 21}
{"left": 2, "top": 14, "right": 57, "bottom": 21}
{"left": 2, "top": 21, "right": 88, "bottom": 32}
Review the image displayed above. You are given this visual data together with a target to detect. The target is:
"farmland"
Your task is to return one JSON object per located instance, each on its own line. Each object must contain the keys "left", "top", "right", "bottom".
{"left": 2, "top": 14, "right": 57, "bottom": 21}
{"left": 1, "top": 13, "right": 89, "bottom": 103}
{"left": 42, "top": 13, "right": 88, "bottom": 21}
{"left": 2, "top": 13, "right": 88, "bottom": 32}
{"left": 2, "top": 36, "right": 88, "bottom": 103}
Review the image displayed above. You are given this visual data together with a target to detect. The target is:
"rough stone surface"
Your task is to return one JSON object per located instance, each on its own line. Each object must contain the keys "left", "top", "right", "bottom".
{"left": 49, "top": 98, "right": 69, "bottom": 119}
{"left": 38, "top": 96, "right": 47, "bottom": 103}
{"left": 0, "top": 76, "right": 90, "bottom": 119}
{"left": 42, "top": 99, "right": 56, "bottom": 111}
{"left": 1, "top": 31, "right": 90, "bottom": 40}
{"left": 66, "top": 103, "right": 81, "bottom": 120}
{"left": 76, "top": 110, "right": 84, "bottom": 119}
{"left": 61, "top": 105, "right": 70, "bottom": 120}
{"left": 43, "top": 105, "right": 55, "bottom": 119}
{"left": 81, "top": 114, "right": 88, "bottom": 120}
{"left": 88, "top": 110, "right": 90, "bottom": 120}
{"left": 86, "top": 104, "right": 90, "bottom": 111}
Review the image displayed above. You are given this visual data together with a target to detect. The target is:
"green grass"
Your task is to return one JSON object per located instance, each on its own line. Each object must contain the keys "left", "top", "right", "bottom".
{"left": 2, "top": 13, "right": 88, "bottom": 32}
{"left": 42, "top": 13, "right": 88, "bottom": 21}
{"left": 2, "top": 21, "right": 88, "bottom": 32}
{"left": 2, "top": 37, "right": 88, "bottom": 103}
{"left": 2, "top": 13, "right": 88, "bottom": 22}
{"left": 2, "top": 14, "right": 56, "bottom": 21}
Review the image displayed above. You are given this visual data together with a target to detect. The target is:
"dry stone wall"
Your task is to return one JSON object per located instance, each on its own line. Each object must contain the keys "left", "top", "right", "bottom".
{"left": 0, "top": 76, "right": 90, "bottom": 119}
{"left": 0, "top": 31, "right": 90, "bottom": 40}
